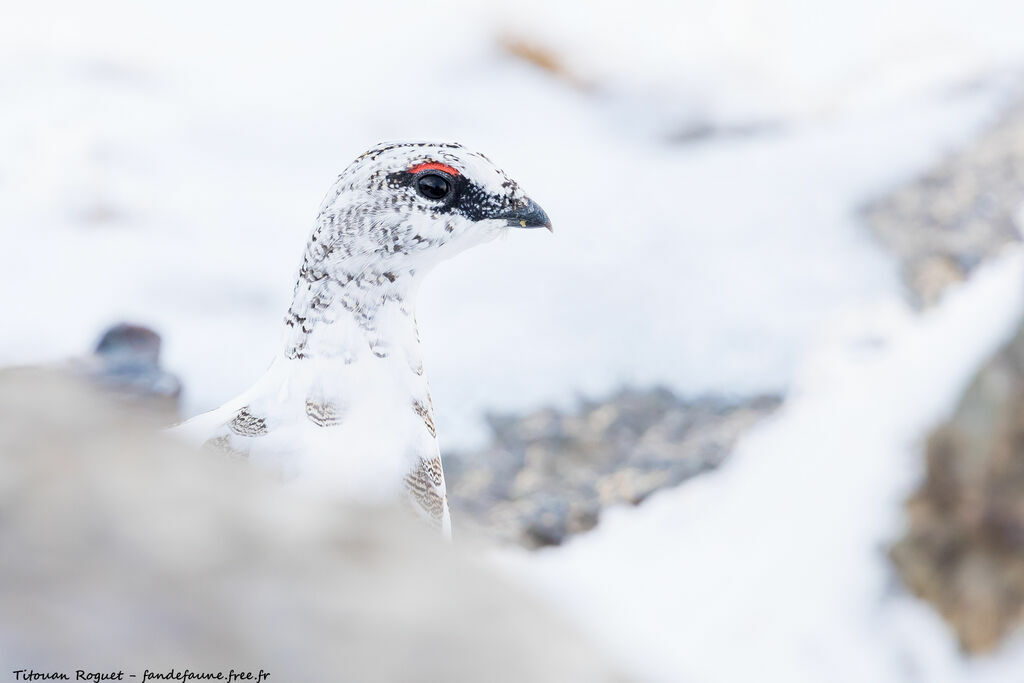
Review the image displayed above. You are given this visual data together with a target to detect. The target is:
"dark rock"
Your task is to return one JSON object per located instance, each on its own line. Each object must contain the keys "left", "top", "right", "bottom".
{"left": 862, "top": 97, "right": 1024, "bottom": 307}
{"left": 72, "top": 322, "right": 182, "bottom": 420}
{"left": 522, "top": 495, "right": 571, "bottom": 548}
{"left": 891, "top": 320, "right": 1024, "bottom": 653}
{"left": 447, "top": 388, "right": 781, "bottom": 548}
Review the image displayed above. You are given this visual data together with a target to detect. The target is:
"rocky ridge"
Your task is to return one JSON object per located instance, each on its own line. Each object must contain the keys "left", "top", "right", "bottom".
{"left": 446, "top": 390, "right": 780, "bottom": 548}
{"left": 873, "top": 94, "right": 1024, "bottom": 653}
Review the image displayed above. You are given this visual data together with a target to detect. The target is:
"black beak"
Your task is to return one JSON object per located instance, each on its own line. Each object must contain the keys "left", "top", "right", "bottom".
{"left": 496, "top": 198, "right": 553, "bottom": 232}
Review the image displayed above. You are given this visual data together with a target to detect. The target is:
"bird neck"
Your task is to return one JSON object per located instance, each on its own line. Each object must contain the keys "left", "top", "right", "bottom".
{"left": 282, "top": 258, "right": 426, "bottom": 367}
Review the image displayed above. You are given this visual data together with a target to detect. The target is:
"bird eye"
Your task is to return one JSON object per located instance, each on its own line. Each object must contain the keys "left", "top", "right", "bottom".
{"left": 416, "top": 173, "right": 451, "bottom": 200}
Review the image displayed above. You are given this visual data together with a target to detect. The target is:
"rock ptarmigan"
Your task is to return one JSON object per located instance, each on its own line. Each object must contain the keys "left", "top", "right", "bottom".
{"left": 175, "top": 141, "right": 551, "bottom": 537}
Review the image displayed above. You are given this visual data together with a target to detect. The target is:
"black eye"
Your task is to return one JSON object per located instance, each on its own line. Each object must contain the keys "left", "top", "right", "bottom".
{"left": 416, "top": 173, "right": 451, "bottom": 200}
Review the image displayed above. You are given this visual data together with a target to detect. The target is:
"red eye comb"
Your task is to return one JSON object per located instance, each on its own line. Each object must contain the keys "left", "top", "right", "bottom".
{"left": 407, "top": 162, "right": 460, "bottom": 176}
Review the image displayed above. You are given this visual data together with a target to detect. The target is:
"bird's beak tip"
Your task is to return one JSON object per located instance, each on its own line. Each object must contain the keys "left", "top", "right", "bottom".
{"left": 519, "top": 218, "right": 553, "bottom": 233}
{"left": 501, "top": 198, "right": 552, "bottom": 232}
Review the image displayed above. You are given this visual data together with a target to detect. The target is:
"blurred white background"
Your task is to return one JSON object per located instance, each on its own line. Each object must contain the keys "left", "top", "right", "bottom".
{"left": 5, "top": 0, "right": 1023, "bottom": 443}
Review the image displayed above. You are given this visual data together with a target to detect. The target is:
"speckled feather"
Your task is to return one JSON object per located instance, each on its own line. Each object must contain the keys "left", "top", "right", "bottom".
{"left": 174, "top": 142, "right": 550, "bottom": 538}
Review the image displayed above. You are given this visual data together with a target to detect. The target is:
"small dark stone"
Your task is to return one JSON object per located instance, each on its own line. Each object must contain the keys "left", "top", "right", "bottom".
{"left": 79, "top": 322, "right": 181, "bottom": 421}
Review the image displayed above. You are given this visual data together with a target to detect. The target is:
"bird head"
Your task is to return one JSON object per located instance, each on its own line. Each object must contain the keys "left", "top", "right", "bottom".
{"left": 310, "top": 142, "right": 551, "bottom": 272}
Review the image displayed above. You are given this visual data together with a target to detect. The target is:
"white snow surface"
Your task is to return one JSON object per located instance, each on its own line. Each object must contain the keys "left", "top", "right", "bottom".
{"left": 7, "top": 1, "right": 1024, "bottom": 678}
{"left": 499, "top": 249, "right": 1024, "bottom": 682}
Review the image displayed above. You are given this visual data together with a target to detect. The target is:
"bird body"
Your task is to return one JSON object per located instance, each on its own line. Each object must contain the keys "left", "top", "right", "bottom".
{"left": 175, "top": 142, "right": 551, "bottom": 535}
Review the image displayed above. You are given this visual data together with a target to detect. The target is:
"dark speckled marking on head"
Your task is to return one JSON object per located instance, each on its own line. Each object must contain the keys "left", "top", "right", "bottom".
{"left": 282, "top": 141, "right": 541, "bottom": 361}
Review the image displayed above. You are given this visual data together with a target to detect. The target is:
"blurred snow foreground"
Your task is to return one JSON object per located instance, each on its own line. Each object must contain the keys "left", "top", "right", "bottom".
{"left": 0, "top": 369, "right": 625, "bottom": 682}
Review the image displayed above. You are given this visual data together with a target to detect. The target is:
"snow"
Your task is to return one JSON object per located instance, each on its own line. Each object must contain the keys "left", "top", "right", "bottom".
{"left": 7, "top": 0, "right": 1024, "bottom": 678}
{"left": 498, "top": 248, "right": 1024, "bottom": 682}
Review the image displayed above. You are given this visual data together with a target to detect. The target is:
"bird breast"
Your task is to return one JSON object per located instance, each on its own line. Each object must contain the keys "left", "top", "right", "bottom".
{"left": 239, "top": 354, "right": 439, "bottom": 503}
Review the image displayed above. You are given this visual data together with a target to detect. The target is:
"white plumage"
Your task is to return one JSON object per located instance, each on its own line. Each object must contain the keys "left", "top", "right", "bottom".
{"left": 175, "top": 141, "right": 551, "bottom": 536}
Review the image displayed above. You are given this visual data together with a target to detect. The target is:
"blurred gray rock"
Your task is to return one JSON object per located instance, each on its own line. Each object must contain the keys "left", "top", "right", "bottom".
{"left": 0, "top": 368, "right": 626, "bottom": 683}
{"left": 72, "top": 322, "right": 182, "bottom": 419}
{"left": 446, "top": 388, "right": 781, "bottom": 548}
{"left": 862, "top": 96, "right": 1024, "bottom": 307}
{"left": 864, "top": 89, "right": 1024, "bottom": 653}
{"left": 891, "top": 320, "right": 1024, "bottom": 654}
